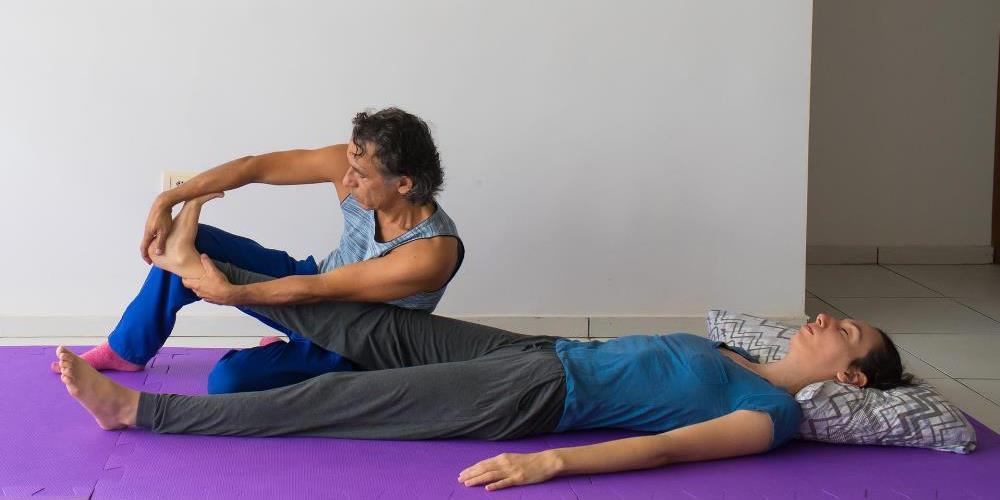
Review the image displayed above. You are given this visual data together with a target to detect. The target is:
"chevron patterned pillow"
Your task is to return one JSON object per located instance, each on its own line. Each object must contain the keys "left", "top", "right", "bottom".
{"left": 706, "top": 310, "right": 797, "bottom": 363}
{"left": 706, "top": 310, "right": 977, "bottom": 454}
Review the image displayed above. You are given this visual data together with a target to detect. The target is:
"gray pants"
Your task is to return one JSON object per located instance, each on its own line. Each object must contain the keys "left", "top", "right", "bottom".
{"left": 136, "top": 262, "right": 567, "bottom": 441}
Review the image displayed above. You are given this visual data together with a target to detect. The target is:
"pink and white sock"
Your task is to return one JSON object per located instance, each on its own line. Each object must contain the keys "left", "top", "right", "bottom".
{"left": 259, "top": 336, "right": 287, "bottom": 347}
{"left": 49, "top": 342, "right": 144, "bottom": 373}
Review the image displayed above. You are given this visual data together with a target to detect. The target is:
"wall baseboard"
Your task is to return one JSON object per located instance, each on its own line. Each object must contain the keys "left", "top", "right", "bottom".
{"left": 877, "top": 246, "right": 995, "bottom": 264}
{"left": 0, "top": 314, "right": 811, "bottom": 339}
{"left": 807, "top": 246, "right": 878, "bottom": 264}
{"left": 807, "top": 245, "right": 994, "bottom": 265}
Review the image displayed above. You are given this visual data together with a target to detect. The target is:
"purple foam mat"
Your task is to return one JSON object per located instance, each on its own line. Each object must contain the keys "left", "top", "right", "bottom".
{"left": 2, "top": 346, "right": 998, "bottom": 499}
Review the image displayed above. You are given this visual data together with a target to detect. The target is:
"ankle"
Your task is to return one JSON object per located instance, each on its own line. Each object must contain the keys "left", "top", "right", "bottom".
{"left": 120, "top": 390, "right": 140, "bottom": 427}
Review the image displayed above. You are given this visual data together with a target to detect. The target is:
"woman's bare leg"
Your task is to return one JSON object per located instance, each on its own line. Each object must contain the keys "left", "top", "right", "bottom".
{"left": 148, "top": 192, "right": 224, "bottom": 279}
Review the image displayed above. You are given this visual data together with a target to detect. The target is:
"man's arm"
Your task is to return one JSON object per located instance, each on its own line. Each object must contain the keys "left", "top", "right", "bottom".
{"left": 160, "top": 144, "right": 351, "bottom": 206}
{"left": 458, "top": 410, "right": 775, "bottom": 491}
{"left": 142, "top": 145, "right": 351, "bottom": 262}
{"left": 184, "top": 237, "right": 460, "bottom": 306}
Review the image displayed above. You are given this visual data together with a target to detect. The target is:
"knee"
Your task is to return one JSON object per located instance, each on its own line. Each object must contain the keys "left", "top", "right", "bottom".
{"left": 207, "top": 351, "right": 254, "bottom": 394}
{"left": 193, "top": 224, "right": 223, "bottom": 255}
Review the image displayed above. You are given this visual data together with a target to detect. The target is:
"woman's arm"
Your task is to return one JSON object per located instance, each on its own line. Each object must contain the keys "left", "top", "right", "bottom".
{"left": 458, "top": 410, "right": 775, "bottom": 492}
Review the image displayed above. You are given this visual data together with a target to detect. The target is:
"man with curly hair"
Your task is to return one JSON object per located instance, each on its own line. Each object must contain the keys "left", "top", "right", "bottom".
{"left": 56, "top": 108, "right": 464, "bottom": 394}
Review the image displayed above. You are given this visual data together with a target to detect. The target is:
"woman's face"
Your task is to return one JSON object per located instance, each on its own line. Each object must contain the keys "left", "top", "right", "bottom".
{"left": 787, "top": 313, "right": 885, "bottom": 385}
{"left": 342, "top": 140, "right": 410, "bottom": 210}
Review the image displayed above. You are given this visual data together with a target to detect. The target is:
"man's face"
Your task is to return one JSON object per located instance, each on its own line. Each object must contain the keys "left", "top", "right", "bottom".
{"left": 343, "top": 140, "right": 401, "bottom": 209}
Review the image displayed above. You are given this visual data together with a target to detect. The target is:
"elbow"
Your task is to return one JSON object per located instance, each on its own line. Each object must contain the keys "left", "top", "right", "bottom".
{"left": 652, "top": 435, "right": 708, "bottom": 466}
{"left": 240, "top": 155, "right": 260, "bottom": 183}
{"left": 653, "top": 452, "right": 677, "bottom": 468}
{"left": 654, "top": 435, "right": 680, "bottom": 466}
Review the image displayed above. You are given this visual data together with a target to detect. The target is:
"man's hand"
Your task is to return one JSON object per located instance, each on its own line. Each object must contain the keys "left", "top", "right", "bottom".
{"left": 141, "top": 200, "right": 174, "bottom": 264}
{"left": 458, "top": 451, "right": 563, "bottom": 492}
{"left": 182, "top": 254, "right": 241, "bottom": 305}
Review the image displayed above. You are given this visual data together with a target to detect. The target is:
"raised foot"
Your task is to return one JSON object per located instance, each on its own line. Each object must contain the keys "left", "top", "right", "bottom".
{"left": 149, "top": 192, "right": 224, "bottom": 278}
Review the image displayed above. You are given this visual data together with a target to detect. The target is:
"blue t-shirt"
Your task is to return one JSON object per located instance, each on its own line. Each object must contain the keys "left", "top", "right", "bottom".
{"left": 553, "top": 333, "right": 802, "bottom": 450}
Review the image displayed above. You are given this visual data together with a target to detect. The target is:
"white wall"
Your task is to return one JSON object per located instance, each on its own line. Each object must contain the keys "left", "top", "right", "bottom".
{"left": 0, "top": 1, "right": 812, "bottom": 320}
{"left": 808, "top": 0, "right": 1000, "bottom": 247}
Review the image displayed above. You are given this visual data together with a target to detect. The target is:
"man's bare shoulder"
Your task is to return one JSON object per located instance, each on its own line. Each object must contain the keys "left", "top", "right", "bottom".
{"left": 392, "top": 235, "right": 460, "bottom": 259}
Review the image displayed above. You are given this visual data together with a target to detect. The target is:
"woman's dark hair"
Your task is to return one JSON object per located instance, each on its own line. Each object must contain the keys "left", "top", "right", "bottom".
{"left": 850, "top": 327, "right": 916, "bottom": 390}
{"left": 351, "top": 108, "right": 443, "bottom": 205}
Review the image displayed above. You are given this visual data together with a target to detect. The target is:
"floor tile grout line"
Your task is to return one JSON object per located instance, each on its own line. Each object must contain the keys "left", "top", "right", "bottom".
{"left": 951, "top": 378, "right": 1000, "bottom": 409}
{"left": 895, "top": 346, "right": 1000, "bottom": 414}
{"left": 876, "top": 263, "right": 950, "bottom": 297}
{"left": 881, "top": 258, "right": 999, "bottom": 322}
{"left": 813, "top": 296, "right": 954, "bottom": 299}
{"left": 952, "top": 296, "right": 1000, "bottom": 318}
{"left": 895, "top": 345, "right": 956, "bottom": 380}
{"left": 811, "top": 287, "right": 1000, "bottom": 334}
{"left": 897, "top": 346, "right": 1000, "bottom": 411}
{"left": 808, "top": 263, "right": 947, "bottom": 298}
{"left": 880, "top": 263, "right": 1000, "bottom": 301}
{"left": 945, "top": 298, "right": 1000, "bottom": 326}
{"left": 807, "top": 296, "right": 850, "bottom": 319}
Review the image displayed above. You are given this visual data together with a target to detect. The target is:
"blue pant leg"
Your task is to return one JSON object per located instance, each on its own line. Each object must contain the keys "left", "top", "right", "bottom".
{"left": 196, "top": 227, "right": 358, "bottom": 384}
{"left": 180, "top": 228, "right": 357, "bottom": 394}
{"left": 106, "top": 267, "right": 199, "bottom": 365}
{"left": 210, "top": 306, "right": 360, "bottom": 394}
{"left": 108, "top": 224, "right": 325, "bottom": 365}
{"left": 207, "top": 339, "right": 357, "bottom": 394}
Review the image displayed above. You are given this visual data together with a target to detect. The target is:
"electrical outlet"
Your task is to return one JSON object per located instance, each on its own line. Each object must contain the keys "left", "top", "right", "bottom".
{"left": 161, "top": 170, "right": 199, "bottom": 192}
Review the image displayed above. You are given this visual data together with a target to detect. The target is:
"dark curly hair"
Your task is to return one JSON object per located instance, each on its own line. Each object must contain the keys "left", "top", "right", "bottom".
{"left": 351, "top": 108, "right": 443, "bottom": 205}
{"left": 850, "top": 327, "right": 916, "bottom": 390}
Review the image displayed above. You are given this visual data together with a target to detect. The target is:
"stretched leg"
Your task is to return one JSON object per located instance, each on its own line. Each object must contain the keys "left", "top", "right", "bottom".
{"left": 58, "top": 343, "right": 566, "bottom": 440}
{"left": 213, "top": 262, "right": 545, "bottom": 371}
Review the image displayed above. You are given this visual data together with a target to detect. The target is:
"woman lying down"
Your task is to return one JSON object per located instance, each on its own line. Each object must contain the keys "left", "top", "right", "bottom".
{"left": 55, "top": 235, "right": 912, "bottom": 492}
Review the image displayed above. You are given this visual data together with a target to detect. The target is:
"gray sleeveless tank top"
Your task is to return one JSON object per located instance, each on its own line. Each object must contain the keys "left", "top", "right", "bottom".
{"left": 318, "top": 195, "right": 464, "bottom": 312}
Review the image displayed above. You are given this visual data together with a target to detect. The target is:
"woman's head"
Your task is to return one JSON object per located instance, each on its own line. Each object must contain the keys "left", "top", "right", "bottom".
{"left": 848, "top": 326, "right": 915, "bottom": 390}
{"left": 343, "top": 108, "right": 443, "bottom": 209}
{"left": 787, "top": 313, "right": 914, "bottom": 390}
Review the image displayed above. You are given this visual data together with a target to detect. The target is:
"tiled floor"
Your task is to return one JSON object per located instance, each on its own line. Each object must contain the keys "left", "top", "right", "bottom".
{"left": 807, "top": 264, "right": 1000, "bottom": 433}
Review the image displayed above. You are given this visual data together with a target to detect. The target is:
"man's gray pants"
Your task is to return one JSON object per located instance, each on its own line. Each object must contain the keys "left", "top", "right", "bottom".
{"left": 136, "top": 262, "right": 567, "bottom": 441}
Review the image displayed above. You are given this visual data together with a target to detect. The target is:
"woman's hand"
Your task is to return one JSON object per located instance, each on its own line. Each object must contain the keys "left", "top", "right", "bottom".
{"left": 458, "top": 450, "right": 563, "bottom": 491}
{"left": 141, "top": 198, "right": 174, "bottom": 264}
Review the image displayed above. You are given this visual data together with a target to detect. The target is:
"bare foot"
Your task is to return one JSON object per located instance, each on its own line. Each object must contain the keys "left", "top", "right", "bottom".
{"left": 149, "top": 192, "right": 224, "bottom": 278}
{"left": 57, "top": 346, "right": 140, "bottom": 430}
